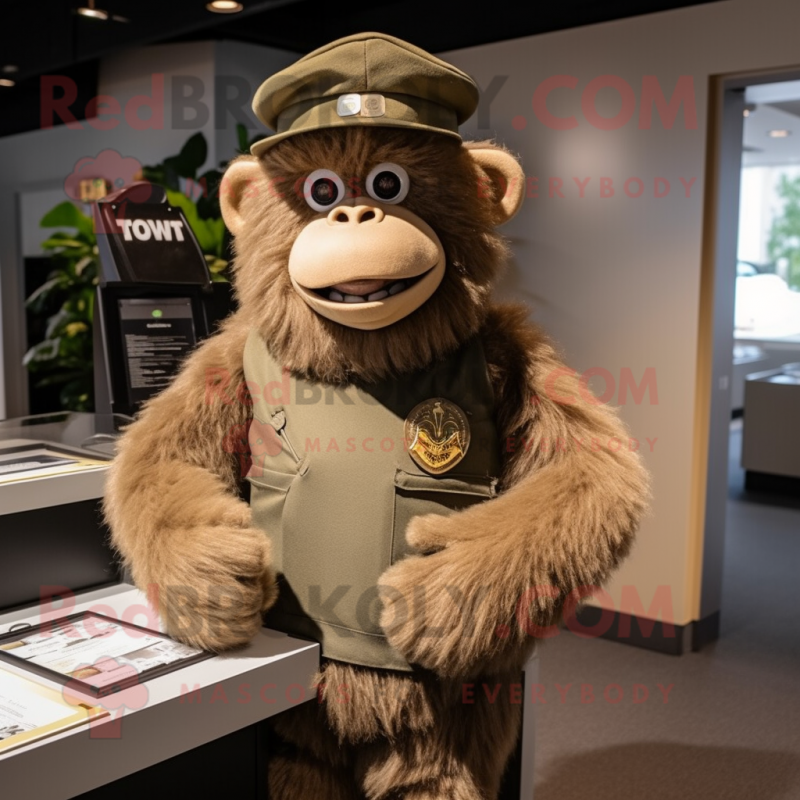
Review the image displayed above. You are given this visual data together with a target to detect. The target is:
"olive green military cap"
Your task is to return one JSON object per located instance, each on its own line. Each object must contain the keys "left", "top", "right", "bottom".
{"left": 249, "top": 32, "right": 480, "bottom": 156}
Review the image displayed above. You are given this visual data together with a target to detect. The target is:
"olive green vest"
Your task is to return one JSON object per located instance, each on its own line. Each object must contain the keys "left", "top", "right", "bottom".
{"left": 243, "top": 330, "right": 500, "bottom": 671}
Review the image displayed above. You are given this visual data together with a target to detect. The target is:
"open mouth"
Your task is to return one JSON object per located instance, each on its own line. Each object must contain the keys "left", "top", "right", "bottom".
{"left": 311, "top": 268, "right": 432, "bottom": 303}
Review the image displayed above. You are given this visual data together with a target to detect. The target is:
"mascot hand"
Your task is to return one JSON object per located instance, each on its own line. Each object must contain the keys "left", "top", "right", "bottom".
{"left": 142, "top": 515, "right": 278, "bottom": 653}
{"left": 379, "top": 510, "right": 533, "bottom": 678}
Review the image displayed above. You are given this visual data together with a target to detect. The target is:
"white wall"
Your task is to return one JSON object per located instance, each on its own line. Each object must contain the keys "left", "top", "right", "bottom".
{"left": 444, "top": 0, "right": 800, "bottom": 626}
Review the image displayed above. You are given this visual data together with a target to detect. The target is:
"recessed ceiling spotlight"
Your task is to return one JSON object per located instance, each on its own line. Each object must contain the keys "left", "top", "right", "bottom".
{"left": 743, "top": 102, "right": 756, "bottom": 117}
{"left": 206, "top": 1, "right": 244, "bottom": 12}
{"left": 0, "top": 78, "right": 15, "bottom": 88}
{"left": 2, "top": 65, "right": 18, "bottom": 74}
{"left": 768, "top": 129, "right": 791, "bottom": 138}
{"left": 76, "top": 0, "right": 109, "bottom": 20}
{"left": 75, "top": 1, "right": 129, "bottom": 23}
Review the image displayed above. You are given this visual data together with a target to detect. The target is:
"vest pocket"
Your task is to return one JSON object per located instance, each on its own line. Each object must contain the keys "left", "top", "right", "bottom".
{"left": 246, "top": 462, "right": 307, "bottom": 573}
{"left": 391, "top": 468, "right": 497, "bottom": 564}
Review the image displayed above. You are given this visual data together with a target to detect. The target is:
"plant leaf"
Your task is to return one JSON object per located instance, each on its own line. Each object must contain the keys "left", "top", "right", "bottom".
{"left": 173, "top": 132, "right": 208, "bottom": 178}
{"left": 74, "top": 255, "right": 93, "bottom": 276}
{"left": 40, "top": 201, "right": 94, "bottom": 238}
{"left": 34, "top": 369, "right": 87, "bottom": 387}
{"left": 60, "top": 378, "right": 93, "bottom": 412}
{"left": 23, "top": 338, "right": 61, "bottom": 367}
{"left": 166, "top": 189, "right": 227, "bottom": 256}
{"left": 45, "top": 308, "right": 73, "bottom": 339}
{"left": 41, "top": 236, "right": 86, "bottom": 250}
{"left": 25, "top": 276, "right": 67, "bottom": 309}
{"left": 236, "top": 123, "right": 249, "bottom": 154}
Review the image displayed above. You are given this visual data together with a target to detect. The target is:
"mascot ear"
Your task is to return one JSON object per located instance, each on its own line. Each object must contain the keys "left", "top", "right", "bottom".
{"left": 467, "top": 146, "right": 525, "bottom": 225}
{"left": 220, "top": 159, "right": 262, "bottom": 236}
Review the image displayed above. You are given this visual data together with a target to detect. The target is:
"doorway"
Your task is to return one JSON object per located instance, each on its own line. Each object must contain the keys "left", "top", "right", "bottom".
{"left": 700, "top": 69, "right": 800, "bottom": 652}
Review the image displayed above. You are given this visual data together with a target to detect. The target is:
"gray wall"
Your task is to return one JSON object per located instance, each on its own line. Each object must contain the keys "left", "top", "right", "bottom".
{"left": 213, "top": 40, "right": 296, "bottom": 166}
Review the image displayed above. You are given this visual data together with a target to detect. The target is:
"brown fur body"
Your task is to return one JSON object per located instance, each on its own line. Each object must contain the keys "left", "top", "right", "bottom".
{"left": 268, "top": 659, "right": 522, "bottom": 800}
{"left": 104, "top": 127, "right": 649, "bottom": 798}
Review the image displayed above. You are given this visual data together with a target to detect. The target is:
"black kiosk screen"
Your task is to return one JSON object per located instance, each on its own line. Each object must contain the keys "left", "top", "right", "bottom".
{"left": 118, "top": 297, "right": 196, "bottom": 405}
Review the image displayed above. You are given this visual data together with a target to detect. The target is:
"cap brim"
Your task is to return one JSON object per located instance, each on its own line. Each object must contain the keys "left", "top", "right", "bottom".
{"left": 250, "top": 116, "right": 462, "bottom": 157}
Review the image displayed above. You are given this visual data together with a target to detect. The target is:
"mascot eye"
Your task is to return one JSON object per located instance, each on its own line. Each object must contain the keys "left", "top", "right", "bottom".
{"left": 303, "top": 169, "right": 345, "bottom": 212}
{"left": 366, "top": 163, "right": 409, "bottom": 204}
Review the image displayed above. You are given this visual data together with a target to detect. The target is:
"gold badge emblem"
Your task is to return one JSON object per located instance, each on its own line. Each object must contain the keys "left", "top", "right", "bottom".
{"left": 404, "top": 398, "right": 471, "bottom": 475}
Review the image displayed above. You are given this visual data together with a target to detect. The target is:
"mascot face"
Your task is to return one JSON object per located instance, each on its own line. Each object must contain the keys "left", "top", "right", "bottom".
{"left": 219, "top": 127, "right": 524, "bottom": 381}
{"left": 286, "top": 169, "right": 447, "bottom": 330}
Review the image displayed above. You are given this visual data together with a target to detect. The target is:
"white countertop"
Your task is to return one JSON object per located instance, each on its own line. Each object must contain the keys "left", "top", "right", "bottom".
{"left": 0, "top": 583, "right": 320, "bottom": 799}
{"left": 0, "top": 465, "right": 109, "bottom": 516}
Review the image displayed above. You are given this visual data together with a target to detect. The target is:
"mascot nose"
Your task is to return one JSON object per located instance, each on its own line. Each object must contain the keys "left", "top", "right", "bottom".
{"left": 327, "top": 204, "right": 385, "bottom": 225}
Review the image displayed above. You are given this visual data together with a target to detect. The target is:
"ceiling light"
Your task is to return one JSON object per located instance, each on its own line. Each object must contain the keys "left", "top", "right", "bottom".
{"left": 77, "top": 0, "right": 109, "bottom": 20}
{"left": 743, "top": 102, "right": 756, "bottom": 117}
{"left": 206, "top": 1, "right": 244, "bottom": 12}
{"left": 77, "top": 8, "right": 108, "bottom": 18}
{"left": 768, "top": 129, "right": 791, "bottom": 138}
{"left": 2, "top": 65, "right": 18, "bottom": 74}
{"left": 0, "top": 78, "right": 15, "bottom": 88}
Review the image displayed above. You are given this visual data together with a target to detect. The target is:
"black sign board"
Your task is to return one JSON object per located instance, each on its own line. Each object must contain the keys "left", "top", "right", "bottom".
{"left": 93, "top": 183, "right": 211, "bottom": 287}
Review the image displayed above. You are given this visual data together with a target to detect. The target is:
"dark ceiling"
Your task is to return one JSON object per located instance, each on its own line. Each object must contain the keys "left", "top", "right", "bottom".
{"left": 1, "top": 0, "right": 726, "bottom": 138}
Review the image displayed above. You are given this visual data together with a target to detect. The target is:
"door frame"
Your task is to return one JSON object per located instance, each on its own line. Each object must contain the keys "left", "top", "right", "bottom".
{"left": 695, "top": 64, "right": 800, "bottom": 642}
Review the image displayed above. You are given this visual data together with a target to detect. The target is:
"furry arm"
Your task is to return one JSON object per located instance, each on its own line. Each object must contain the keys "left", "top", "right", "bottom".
{"left": 103, "top": 320, "right": 277, "bottom": 652}
{"left": 379, "top": 304, "right": 651, "bottom": 678}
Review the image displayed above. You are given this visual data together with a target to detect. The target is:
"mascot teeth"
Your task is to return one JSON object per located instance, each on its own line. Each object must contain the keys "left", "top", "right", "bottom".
{"left": 323, "top": 279, "right": 412, "bottom": 302}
